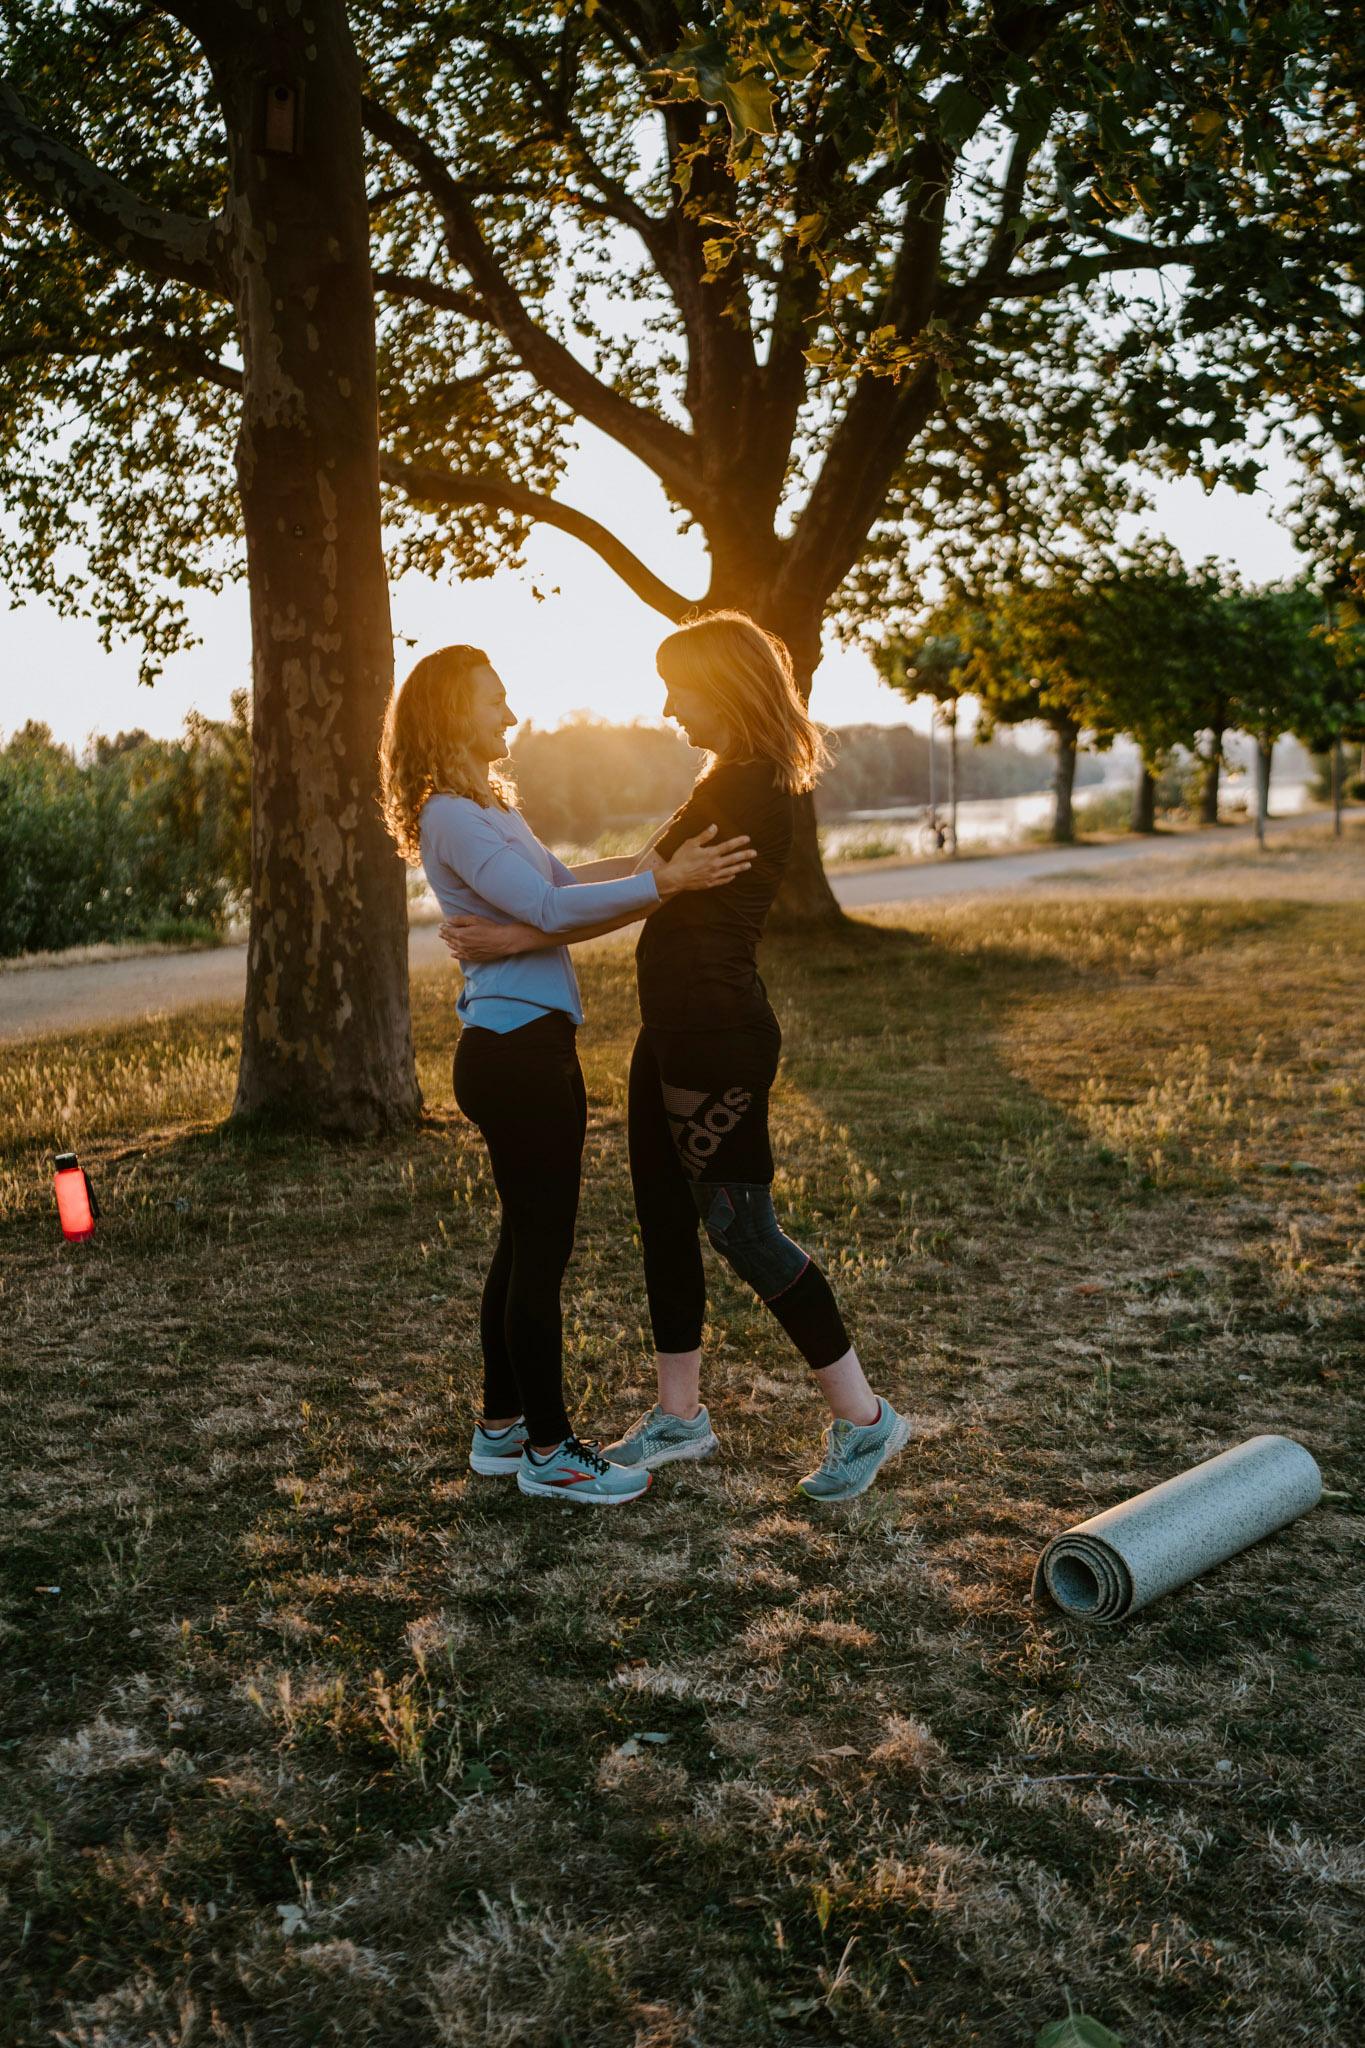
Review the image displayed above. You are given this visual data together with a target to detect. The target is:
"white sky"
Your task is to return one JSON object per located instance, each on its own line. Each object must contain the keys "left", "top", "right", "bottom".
{"left": 0, "top": 420, "right": 1306, "bottom": 754}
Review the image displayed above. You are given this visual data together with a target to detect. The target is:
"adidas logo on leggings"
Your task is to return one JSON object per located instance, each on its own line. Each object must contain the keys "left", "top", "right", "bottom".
{"left": 661, "top": 1082, "right": 754, "bottom": 1179}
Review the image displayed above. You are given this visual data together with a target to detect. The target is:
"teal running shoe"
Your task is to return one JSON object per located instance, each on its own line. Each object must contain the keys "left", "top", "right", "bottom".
{"left": 517, "top": 1436, "right": 652, "bottom": 1506}
{"left": 604, "top": 1404, "right": 719, "bottom": 1471}
{"left": 469, "top": 1417, "right": 529, "bottom": 1476}
{"left": 796, "top": 1399, "right": 912, "bottom": 1502}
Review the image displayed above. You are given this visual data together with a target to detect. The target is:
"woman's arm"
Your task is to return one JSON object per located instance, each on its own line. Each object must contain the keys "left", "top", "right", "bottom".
{"left": 441, "top": 829, "right": 748, "bottom": 966}
{"left": 554, "top": 854, "right": 638, "bottom": 883}
{"left": 425, "top": 798, "right": 662, "bottom": 934}
{"left": 440, "top": 906, "right": 645, "bottom": 963}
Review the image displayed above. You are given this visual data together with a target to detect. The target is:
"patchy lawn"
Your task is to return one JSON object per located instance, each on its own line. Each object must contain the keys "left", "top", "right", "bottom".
{"left": 1, "top": 875, "right": 1362, "bottom": 2047}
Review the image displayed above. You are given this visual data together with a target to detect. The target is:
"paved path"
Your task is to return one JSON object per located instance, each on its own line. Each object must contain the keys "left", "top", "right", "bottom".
{"left": 1, "top": 807, "right": 1355, "bottom": 1044}
{"left": 832, "top": 804, "right": 1359, "bottom": 906}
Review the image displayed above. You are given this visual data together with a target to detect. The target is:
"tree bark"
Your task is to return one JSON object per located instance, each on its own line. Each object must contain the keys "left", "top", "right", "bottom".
{"left": 216, "top": 7, "right": 419, "bottom": 1132}
{"left": 947, "top": 699, "right": 959, "bottom": 855}
{"left": 1332, "top": 736, "right": 1343, "bottom": 836}
{"left": 758, "top": 608, "right": 844, "bottom": 929}
{"left": 1199, "top": 724, "right": 1224, "bottom": 825}
{"left": 1254, "top": 734, "right": 1273, "bottom": 849}
{"left": 1051, "top": 722, "right": 1078, "bottom": 844}
{"left": 1132, "top": 761, "right": 1157, "bottom": 834}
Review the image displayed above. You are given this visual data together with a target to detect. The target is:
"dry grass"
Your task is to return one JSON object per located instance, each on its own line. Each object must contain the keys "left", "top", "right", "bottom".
{"left": 2, "top": 833, "right": 1363, "bottom": 2046}
{"left": 1044, "top": 817, "right": 1365, "bottom": 903}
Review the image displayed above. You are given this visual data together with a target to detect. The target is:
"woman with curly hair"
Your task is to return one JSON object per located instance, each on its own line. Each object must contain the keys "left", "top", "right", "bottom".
{"left": 381, "top": 643, "right": 753, "bottom": 1506}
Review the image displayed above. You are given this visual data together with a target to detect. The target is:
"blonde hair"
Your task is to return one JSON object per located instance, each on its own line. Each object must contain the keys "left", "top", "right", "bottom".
{"left": 379, "top": 645, "right": 518, "bottom": 864}
{"left": 656, "top": 610, "right": 828, "bottom": 794}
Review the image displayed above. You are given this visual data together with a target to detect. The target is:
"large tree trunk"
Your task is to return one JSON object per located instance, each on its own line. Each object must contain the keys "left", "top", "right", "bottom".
{"left": 216, "top": 6, "right": 419, "bottom": 1132}
{"left": 757, "top": 606, "right": 844, "bottom": 930}
{"left": 1051, "top": 722, "right": 1078, "bottom": 844}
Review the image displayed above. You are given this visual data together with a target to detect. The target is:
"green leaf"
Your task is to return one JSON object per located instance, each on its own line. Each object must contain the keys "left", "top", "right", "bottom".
{"left": 934, "top": 81, "right": 988, "bottom": 149}
{"left": 758, "top": 25, "right": 824, "bottom": 81}
{"left": 718, "top": 69, "right": 776, "bottom": 139}
{"left": 655, "top": 31, "right": 775, "bottom": 141}
{"left": 1036, "top": 2014, "right": 1125, "bottom": 2048}
{"left": 813, "top": 1882, "right": 833, "bottom": 1932}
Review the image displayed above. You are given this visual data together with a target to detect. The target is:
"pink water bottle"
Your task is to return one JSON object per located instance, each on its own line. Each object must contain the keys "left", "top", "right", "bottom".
{"left": 54, "top": 1153, "right": 98, "bottom": 1243}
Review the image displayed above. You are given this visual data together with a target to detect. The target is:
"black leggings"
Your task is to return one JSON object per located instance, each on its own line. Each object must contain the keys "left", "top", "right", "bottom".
{"left": 453, "top": 1010, "right": 585, "bottom": 1444}
{"left": 627, "top": 1018, "right": 851, "bottom": 1369}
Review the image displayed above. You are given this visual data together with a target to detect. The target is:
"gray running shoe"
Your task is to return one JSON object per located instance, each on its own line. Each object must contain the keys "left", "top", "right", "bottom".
{"left": 517, "top": 1436, "right": 651, "bottom": 1506}
{"left": 797, "top": 1399, "right": 912, "bottom": 1502}
{"left": 604, "top": 1403, "right": 720, "bottom": 1470}
{"left": 468, "top": 1417, "right": 528, "bottom": 1476}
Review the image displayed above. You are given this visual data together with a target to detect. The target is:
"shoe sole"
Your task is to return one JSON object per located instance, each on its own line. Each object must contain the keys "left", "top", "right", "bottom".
{"left": 517, "top": 1470, "right": 653, "bottom": 1506}
{"left": 469, "top": 1452, "right": 525, "bottom": 1476}
{"left": 797, "top": 1414, "right": 914, "bottom": 1502}
{"left": 612, "top": 1431, "right": 720, "bottom": 1472}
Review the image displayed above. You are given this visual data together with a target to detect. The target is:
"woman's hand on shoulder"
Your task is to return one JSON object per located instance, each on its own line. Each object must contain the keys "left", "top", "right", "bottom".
{"left": 654, "top": 823, "right": 754, "bottom": 899}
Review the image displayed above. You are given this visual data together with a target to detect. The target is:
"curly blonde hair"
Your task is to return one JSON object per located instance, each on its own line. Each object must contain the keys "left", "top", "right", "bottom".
{"left": 656, "top": 611, "right": 828, "bottom": 794}
{"left": 379, "top": 645, "right": 518, "bottom": 864}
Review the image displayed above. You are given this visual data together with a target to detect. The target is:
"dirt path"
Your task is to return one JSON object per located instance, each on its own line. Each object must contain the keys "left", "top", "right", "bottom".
{"left": 2, "top": 807, "right": 1357, "bottom": 1043}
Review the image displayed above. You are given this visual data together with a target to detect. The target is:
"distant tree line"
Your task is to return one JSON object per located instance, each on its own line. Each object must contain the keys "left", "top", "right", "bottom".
{"left": 2, "top": 705, "right": 1094, "bottom": 957}
{"left": 0, "top": 695, "right": 250, "bottom": 957}
{"left": 883, "top": 562, "right": 1365, "bottom": 843}
{"left": 510, "top": 714, "right": 1085, "bottom": 848}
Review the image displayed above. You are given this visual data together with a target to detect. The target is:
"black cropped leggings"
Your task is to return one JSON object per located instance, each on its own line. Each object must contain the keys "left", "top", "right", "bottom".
{"left": 453, "top": 1009, "right": 585, "bottom": 1445}
{"left": 627, "top": 1017, "right": 851, "bottom": 1369}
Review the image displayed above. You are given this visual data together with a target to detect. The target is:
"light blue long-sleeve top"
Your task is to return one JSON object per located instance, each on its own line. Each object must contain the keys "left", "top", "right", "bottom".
{"left": 419, "top": 792, "right": 661, "bottom": 1032}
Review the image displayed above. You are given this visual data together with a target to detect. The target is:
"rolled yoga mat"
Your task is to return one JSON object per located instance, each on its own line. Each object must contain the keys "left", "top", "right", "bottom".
{"left": 1033, "top": 1434, "right": 1323, "bottom": 1624}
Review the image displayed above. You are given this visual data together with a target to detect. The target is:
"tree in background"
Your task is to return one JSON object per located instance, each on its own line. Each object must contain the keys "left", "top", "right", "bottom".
{"left": 0, "top": 2, "right": 417, "bottom": 1132}
{"left": 1079, "top": 556, "right": 1235, "bottom": 833}
{"left": 0, "top": 702, "right": 251, "bottom": 957}
{"left": 510, "top": 717, "right": 703, "bottom": 847}
{"left": 920, "top": 574, "right": 1115, "bottom": 844}
{"left": 871, "top": 630, "right": 970, "bottom": 851}
{"left": 1225, "top": 584, "right": 1363, "bottom": 848}
{"left": 5, "top": 4, "right": 1359, "bottom": 932}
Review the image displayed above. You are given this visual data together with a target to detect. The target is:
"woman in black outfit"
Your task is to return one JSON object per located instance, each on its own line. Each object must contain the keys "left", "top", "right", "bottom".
{"left": 441, "top": 611, "right": 910, "bottom": 1501}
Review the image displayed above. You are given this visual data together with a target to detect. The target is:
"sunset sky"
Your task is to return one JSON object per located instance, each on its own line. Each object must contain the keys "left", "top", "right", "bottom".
{"left": 1, "top": 420, "right": 1304, "bottom": 753}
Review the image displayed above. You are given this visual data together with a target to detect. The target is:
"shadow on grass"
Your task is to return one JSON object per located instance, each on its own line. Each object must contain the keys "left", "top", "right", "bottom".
{"left": 2, "top": 898, "right": 1362, "bottom": 2046}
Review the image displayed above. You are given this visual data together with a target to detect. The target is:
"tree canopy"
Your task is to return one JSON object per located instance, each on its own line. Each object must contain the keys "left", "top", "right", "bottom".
{"left": 5, "top": 5, "right": 1360, "bottom": 644}
{"left": 2, "top": 2, "right": 1362, "bottom": 914}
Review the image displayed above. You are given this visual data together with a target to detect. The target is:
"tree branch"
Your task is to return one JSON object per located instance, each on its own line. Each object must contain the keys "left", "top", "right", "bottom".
{"left": 0, "top": 76, "right": 227, "bottom": 296}
{"left": 372, "top": 268, "right": 484, "bottom": 322}
{"left": 985, "top": 236, "right": 1241, "bottom": 298}
{"left": 363, "top": 94, "right": 706, "bottom": 517}
{"left": 380, "top": 456, "right": 697, "bottom": 621}
{"left": 0, "top": 325, "right": 241, "bottom": 392}
{"left": 777, "top": 144, "right": 952, "bottom": 609}
{"left": 479, "top": 21, "right": 665, "bottom": 245}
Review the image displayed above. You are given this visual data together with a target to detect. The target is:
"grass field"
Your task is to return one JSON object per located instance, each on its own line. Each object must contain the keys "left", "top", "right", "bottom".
{"left": 2, "top": 839, "right": 1363, "bottom": 2046}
